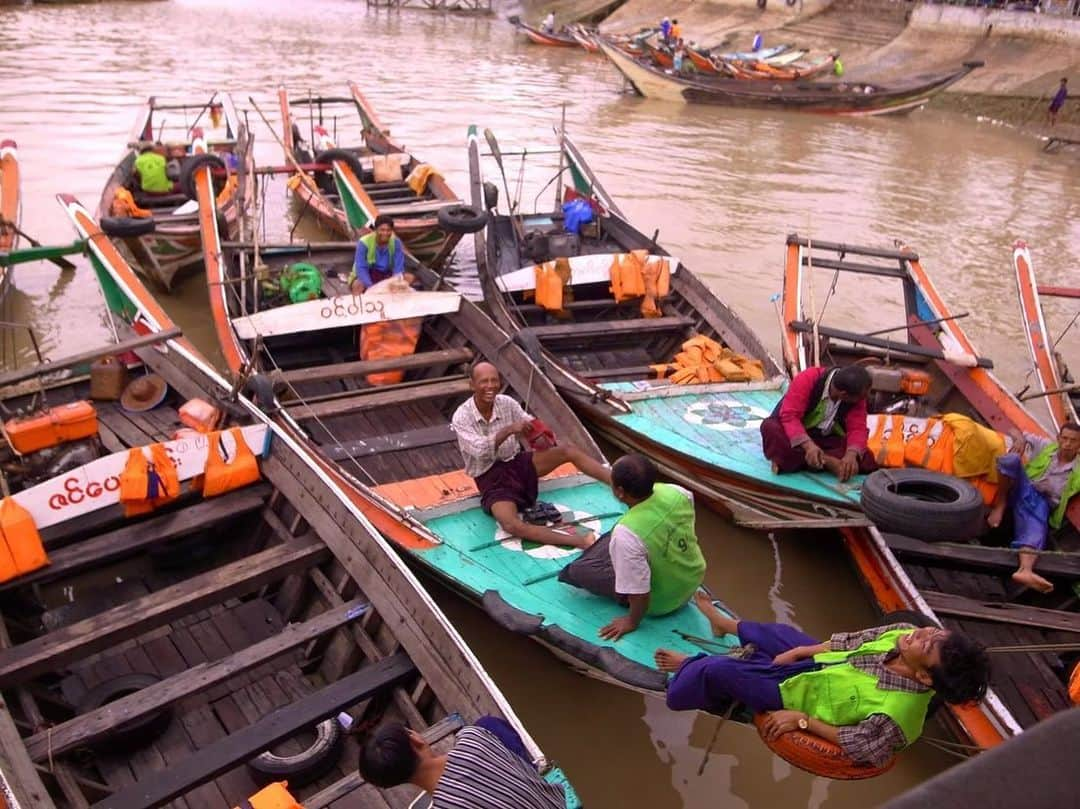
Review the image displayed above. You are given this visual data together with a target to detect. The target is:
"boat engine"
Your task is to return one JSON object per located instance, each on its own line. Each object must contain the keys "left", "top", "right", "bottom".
{"left": 1, "top": 438, "right": 103, "bottom": 493}
{"left": 865, "top": 365, "right": 933, "bottom": 417}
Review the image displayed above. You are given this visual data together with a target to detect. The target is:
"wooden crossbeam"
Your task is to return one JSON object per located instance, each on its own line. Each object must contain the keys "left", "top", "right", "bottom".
{"left": 91, "top": 653, "right": 417, "bottom": 809}
{"left": 522, "top": 315, "right": 693, "bottom": 341}
{"left": 884, "top": 533, "right": 1080, "bottom": 579}
{"left": 23, "top": 599, "right": 370, "bottom": 761}
{"left": 274, "top": 347, "right": 473, "bottom": 387}
{"left": 0, "top": 538, "right": 328, "bottom": 687}
{"left": 922, "top": 591, "right": 1080, "bottom": 634}
{"left": 286, "top": 377, "right": 471, "bottom": 421}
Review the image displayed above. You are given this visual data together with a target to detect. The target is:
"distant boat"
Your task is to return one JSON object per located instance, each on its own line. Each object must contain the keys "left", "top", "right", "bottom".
{"left": 510, "top": 16, "right": 581, "bottom": 47}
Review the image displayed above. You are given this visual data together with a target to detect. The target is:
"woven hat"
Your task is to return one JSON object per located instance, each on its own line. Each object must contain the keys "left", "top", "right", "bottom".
{"left": 120, "top": 374, "right": 168, "bottom": 413}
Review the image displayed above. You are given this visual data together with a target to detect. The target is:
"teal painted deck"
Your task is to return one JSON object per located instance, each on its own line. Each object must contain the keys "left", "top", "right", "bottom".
{"left": 415, "top": 478, "right": 740, "bottom": 676}
{"left": 600, "top": 383, "right": 864, "bottom": 506}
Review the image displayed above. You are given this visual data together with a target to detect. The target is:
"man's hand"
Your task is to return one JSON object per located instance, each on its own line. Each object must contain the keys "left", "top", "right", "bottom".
{"left": 760, "top": 710, "right": 808, "bottom": 742}
{"left": 513, "top": 419, "right": 534, "bottom": 436}
{"left": 803, "top": 442, "right": 826, "bottom": 470}
{"left": 1009, "top": 429, "right": 1028, "bottom": 455}
{"left": 350, "top": 280, "right": 366, "bottom": 296}
{"left": 772, "top": 646, "right": 810, "bottom": 666}
{"left": 599, "top": 615, "right": 639, "bottom": 641}
{"left": 836, "top": 450, "right": 860, "bottom": 482}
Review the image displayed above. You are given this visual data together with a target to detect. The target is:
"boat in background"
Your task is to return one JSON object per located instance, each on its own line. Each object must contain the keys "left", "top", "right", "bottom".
{"left": 598, "top": 40, "right": 983, "bottom": 116}
{"left": 96, "top": 93, "right": 254, "bottom": 290}
{"left": 1013, "top": 239, "right": 1079, "bottom": 432}
{"left": 510, "top": 15, "right": 582, "bottom": 47}
{"left": 278, "top": 83, "right": 470, "bottom": 267}
{"left": 52, "top": 193, "right": 581, "bottom": 809}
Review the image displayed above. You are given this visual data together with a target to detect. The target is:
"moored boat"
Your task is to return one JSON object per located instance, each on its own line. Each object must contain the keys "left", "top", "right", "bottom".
{"left": 277, "top": 83, "right": 472, "bottom": 268}
{"left": 42, "top": 193, "right": 581, "bottom": 808}
{"left": 598, "top": 39, "right": 983, "bottom": 116}
{"left": 0, "top": 138, "right": 20, "bottom": 299}
{"left": 510, "top": 16, "right": 582, "bottom": 47}
{"left": 1012, "top": 239, "right": 1079, "bottom": 432}
{"left": 95, "top": 94, "right": 254, "bottom": 290}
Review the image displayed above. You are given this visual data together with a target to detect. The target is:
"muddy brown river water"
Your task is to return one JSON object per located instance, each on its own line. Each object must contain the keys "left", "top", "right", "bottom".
{"left": 1, "top": 1, "right": 1078, "bottom": 806}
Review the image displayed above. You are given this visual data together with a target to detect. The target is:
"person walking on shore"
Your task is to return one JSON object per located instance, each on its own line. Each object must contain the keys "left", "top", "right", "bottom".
{"left": 1048, "top": 78, "right": 1068, "bottom": 126}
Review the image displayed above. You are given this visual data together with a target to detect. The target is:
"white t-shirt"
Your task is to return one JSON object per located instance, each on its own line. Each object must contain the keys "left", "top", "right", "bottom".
{"left": 609, "top": 485, "right": 694, "bottom": 595}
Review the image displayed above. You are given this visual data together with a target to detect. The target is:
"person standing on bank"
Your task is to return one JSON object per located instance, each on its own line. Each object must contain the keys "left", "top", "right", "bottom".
{"left": 598, "top": 454, "right": 707, "bottom": 641}
{"left": 760, "top": 365, "right": 876, "bottom": 482}
{"left": 350, "top": 214, "right": 406, "bottom": 294}
{"left": 452, "top": 362, "right": 612, "bottom": 549}
{"left": 1048, "top": 78, "right": 1068, "bottom": 127}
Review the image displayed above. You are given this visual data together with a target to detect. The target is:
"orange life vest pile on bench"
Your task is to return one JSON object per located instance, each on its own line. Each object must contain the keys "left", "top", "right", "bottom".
{"left": 650, "top": 334, "right": 766, "bottom": 385}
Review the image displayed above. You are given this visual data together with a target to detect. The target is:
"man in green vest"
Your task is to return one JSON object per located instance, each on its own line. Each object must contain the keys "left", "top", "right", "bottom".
{"left": 598, "top": 454, "right": 707, "bottom": 641}
{"left": 988, "top": 421, "right": 1080, "bottom": 593}
{"left": 349, "top": 214, "right": 408, "bottom": 294}
{"left": 132, "top": 143, "right": 179, "bottom": 195}
{"left": 655, "top": 594, "right": 990, "bottom": 767}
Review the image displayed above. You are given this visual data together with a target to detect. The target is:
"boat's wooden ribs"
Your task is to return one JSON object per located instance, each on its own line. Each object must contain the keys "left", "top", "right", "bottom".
{"left": 91, "top": 653, "right": 417, "bottom": 809}
{"left": 0, "top": 538, "right": 329, "bottom": 687}
{"left": 786, "top": 234, "right": 920, "bottom": 262}
{"left": 800, "top": 255, "right": 908, "bottom": 279}
{"left": 273, "top": 347, "right": 473, "bottom": 387}
{"left": 924, "top": 591, "right": 1080, "bottom": 634}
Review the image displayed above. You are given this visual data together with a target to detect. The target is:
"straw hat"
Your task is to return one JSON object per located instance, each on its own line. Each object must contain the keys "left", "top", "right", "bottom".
{"left": 120, "top": 374, "right": 168, "bottom": 413}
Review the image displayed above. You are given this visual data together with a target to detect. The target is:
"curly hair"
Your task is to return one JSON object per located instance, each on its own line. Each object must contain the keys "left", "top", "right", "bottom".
{"left": 357, "top": 723, "right": 418, "bottom": 789}
{"left": 930, "top": 633, "right": 991, "bottom": 704}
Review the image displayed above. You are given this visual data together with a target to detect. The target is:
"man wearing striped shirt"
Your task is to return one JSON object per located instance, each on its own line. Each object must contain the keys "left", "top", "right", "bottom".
{"left": 358, "top": 718, "right": 566, "bottom": 808}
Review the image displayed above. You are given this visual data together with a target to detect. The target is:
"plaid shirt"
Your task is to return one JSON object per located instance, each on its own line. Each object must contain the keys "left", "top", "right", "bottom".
{"left": 451, "top": 394, "right": 530, "bottom": 477}
{"left": 826, "top": 623, "right": 927, "bottom": 767}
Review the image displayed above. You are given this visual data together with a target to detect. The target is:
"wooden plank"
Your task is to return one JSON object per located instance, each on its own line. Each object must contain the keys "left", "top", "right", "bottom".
{"left": 0, "top": 486, "right": 270, "bottom": 593}
{"left": 523, "top": 315, "right": 693, "bottom": 341}
{"left": 287, "top": 378, "right": 472, "bottom": 421}
{"left": 321, "top": 424, "right": 456, "bottom": 462}
{"left": 0, "top": 539, "right": 328, "bottom": 687}
{"left": 0, "top": 329, "right": 182, "bottom": 390}
{"left": 922, "top": 591, "right": 1080, "bottom": 633}
{"left": 92, "top": 653, "right": 416, "bottom": 809}
{"left": 24, "top": 599, "right": 369, "bottom": 761}
{"left": 885, "top": 534, "right": 1080, "bottom": 579}
{"left": 274, "top": 347, "right": 473, "bottom": 387}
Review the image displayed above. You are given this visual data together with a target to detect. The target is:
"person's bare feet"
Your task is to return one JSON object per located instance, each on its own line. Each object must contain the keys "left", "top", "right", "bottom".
{"left": 692, "top": 590, "right": 738, "bottom": 637}
{"left": 987, "top": 503, "right": 1006, "bottom": 529}
{"left": 1012, "top": 569, "right": 1054, "bottom": 594}
{"left": 654, "top": 648, "right": 689, "bottom": 672}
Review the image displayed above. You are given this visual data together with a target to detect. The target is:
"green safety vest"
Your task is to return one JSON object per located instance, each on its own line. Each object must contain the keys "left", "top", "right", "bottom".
{"left": 803, "top": 368, "right": 846, "bottom": 436}
{"left": 349, "top": 232, "right": 398, "bottom": 283}
{"left": 1025, "top": 443, "right": 1080, "bottom": 530}
{"left": 778, "top": 629, "right": 933, "bottom": 746}
{"left": 133, "top": 151, "right": 172, "bottom": 193}
{"left": 616, "top": 483, "right": 706, "bottom": 616}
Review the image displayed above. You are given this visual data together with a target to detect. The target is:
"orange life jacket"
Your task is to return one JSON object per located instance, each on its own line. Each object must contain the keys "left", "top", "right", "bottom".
{"left": 609, "top": 251, "right": 648, "bottom": 302}
{"left": 360, "top": 316, "right": 422, "bottom": 386}
{"left": 119, "top": 444, "right": 180, "bottom": 516}
{"left": 109, "top": 187, "right": 153, "bottom": 219}
{"left": 534, "top": 260, "right": 566, "bottom": 313}
{"left": 1070, "top": 662, "right": 1080, "bottom": 706}
{"left": 0, "top": 497, "right": 48, "bottom": 583}
{"left": 202, "top": 428, "right": 261, "bottom": 498}
{"left": 233, "top": 782, "right": 303, "bottom": 809}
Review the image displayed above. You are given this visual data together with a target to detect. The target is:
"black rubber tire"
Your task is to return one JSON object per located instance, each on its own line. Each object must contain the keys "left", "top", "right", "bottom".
{"left": 315, "top": 148, "right": 366, "bottom": 180}
{"left": 860, "top": 469, "right": 985, "bottom": 541}
{"left": 76, "top": 673, "right": 172, "bottom": 752}
{"left": 437, "top": 204, "right": 488, "bottom": 235}
{"left": 247, "top": 718, "right": 344, "bottom": 786}
{"left": 179, "top": 153, "right": 228, "bottom": 200}
{"left": 100, "top": 216, "right": 156, "bottom": 238}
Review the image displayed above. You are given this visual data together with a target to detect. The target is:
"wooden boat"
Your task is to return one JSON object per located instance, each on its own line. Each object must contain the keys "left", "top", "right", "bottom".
{"left": 686, "top": 47, "right": 721, "bottom": 74}
{"left": 598, "top": 40, "right": 984, "bottom": 116}
{"left": 96, "top": 94, "right": 255, "bottom": 291}
{"left": 19, "top": 194, "right": 580, "bottom": 809}
{"left": 277, "top": 83, "right": 470, "bottom": 268}
{"left": 1013, "top": 239, "right": 1079, "bottom": 432}
{"left": 465, "top": 126, "right": 872, "bottom": 531}
{"left": 710, "top": 43, "right": 791, "bottom": 61}
{"left": 566, "top": 23, "right": 600, "bottom": 52}
{"left": 510, "top": 16, "right": 581, "bottom": 47}
{"left": 780, "top": 234, "right": 1079, "bottom": 751}
{"left": 0, "top": 139, "right": 19, "bottom": 299}
{"left": 729, "top": 54, "right": 836, "bottom": 81}
{"left": 188, "top": 156, "right": 743, "bottom": 696}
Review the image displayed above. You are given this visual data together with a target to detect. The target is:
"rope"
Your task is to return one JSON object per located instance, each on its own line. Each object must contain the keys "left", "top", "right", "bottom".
{"left": 698, "top": 700, "right": 737, "bottom": 775}
{"left": 918, "top": 735, "right": 977, "bottom": 761}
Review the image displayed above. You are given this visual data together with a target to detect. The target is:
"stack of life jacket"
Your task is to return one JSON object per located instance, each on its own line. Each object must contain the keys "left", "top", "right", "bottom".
{"left": 359, "top": 279, "right": 423, "bottom": 386}
{"left": 532, "top": 257, "right": 574, "bottom": 316}
{"left": 866, "top": 413, "right": 1005, "bottom": 504}
{"left": 610, "top": 250, "right": 669, "bottom": 318}
{"left": 650, "top": 334, "right": 766, "bottom": 385}
{"left": 109, "top": 187, "right": 153, "bottom": 219}
{"left": 0, "top": 497, "right": 48, "bottom": 584}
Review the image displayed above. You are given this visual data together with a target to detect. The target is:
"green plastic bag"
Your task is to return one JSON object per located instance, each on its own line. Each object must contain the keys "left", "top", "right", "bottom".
{"left": 279, "top": 262, "right": 323, "bottom": 304}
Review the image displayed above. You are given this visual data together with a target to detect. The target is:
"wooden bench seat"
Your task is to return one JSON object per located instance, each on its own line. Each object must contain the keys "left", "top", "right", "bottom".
{"left": 286, "top": 377, "right": 472, "bottom": 421}
{"left": 522, "top": 315, "right": 694, "bottom": 342}
{"left": 274, "top": 347, "right": 473, "bottom": 387}
{"left": 376, "top": 199, "right": 458, "bottom": 216}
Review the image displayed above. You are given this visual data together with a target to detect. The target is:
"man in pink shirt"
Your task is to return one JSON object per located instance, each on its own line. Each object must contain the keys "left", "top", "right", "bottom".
{"left": 760, "top": 365, "right": 876, "bottom": 482}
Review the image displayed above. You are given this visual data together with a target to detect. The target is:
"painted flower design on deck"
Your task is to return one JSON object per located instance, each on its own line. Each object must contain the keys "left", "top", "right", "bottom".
{"left": 683, "top": 395, "right": 771, "bottom": 432}
{"left": 497, "top": 505, "right": 601, "bottom": 559}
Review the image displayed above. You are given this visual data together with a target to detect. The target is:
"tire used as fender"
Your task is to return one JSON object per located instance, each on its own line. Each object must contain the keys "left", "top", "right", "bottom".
{"left": 179, "top": 153, "right": 228, "bottom": 200}
{"left": 860, "top": 468, "right": 985, "bottom": 541}
{"left": 315, "top": 148, "right": 366, "bottom": 180}
{"left": 437, "top": 204, "right": 488, "bottom": 235}
{"left": 76, "top": 673, "right": 172, "bottom": 752}
{"left": 100, "top": 216, "right": 156, "bottom": 238}
{"left": 247, "top": 718, "right": 345, "bottom": 786}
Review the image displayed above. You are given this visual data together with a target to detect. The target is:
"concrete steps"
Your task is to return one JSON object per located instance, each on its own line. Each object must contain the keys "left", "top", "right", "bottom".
{"left": 781, "top": 0, "right": 911, "bottom": 49}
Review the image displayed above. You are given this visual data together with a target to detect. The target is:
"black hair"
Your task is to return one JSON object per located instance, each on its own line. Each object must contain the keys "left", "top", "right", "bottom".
{"left": 832, "top": 365, "right": 872, "bottom": 396}
{"left": 612, "top": 453, "right": 656, "bottom": 500}
{"left": 357, "top": 723, "right": 418, "bottom": 789}
{"left": 1060, "top": 421, "right": 1080, "bottom": 436}
{"left": 930, "top": 633, "right": 990, "bottom": 704}
{"left": 373, "top": 213, "right": 395, "bottom": 230}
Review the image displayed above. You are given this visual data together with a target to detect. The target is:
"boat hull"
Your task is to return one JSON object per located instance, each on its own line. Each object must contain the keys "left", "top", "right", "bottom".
{"left": 0, "top": 139, "right": 19, "bottom": 300}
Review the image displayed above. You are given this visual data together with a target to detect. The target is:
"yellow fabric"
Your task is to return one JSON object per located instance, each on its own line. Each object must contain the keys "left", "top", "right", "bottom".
{"left": 651, "top": 334, "right": 765, "bottom": 385}
{"left": 216, "top": 174, "right": 238, "bottom": 207}
{"left": 236, "top": 782, "right": 304, "bottom": 809}
{"left": 406, "top": 163, "right": 442, "bottom": 196}
{"left": 110, "top": 187, "right": 153, "bottom": 219}
{"left": 942, "top": 413, "right": 1005, "bottom": 483}
{"left": 372, "top": 154, "right": 402, "bottom": 183}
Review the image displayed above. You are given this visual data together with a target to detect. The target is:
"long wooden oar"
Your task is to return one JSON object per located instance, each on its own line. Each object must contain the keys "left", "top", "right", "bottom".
{"left": 0, "top": 217, "right": 77, "bottom": 270}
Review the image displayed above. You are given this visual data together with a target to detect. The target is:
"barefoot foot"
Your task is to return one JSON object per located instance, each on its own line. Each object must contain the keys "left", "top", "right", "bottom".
{"left": 1012, "top": 569, "right": 1054, "bottom": 594}
{"left": 654, "top": 648, "right": 689, "bottom": 672}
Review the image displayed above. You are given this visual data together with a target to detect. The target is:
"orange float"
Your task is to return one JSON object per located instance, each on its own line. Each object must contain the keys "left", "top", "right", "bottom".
{"left": 752, "top": 713, "right": 897, "bottom": 780}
